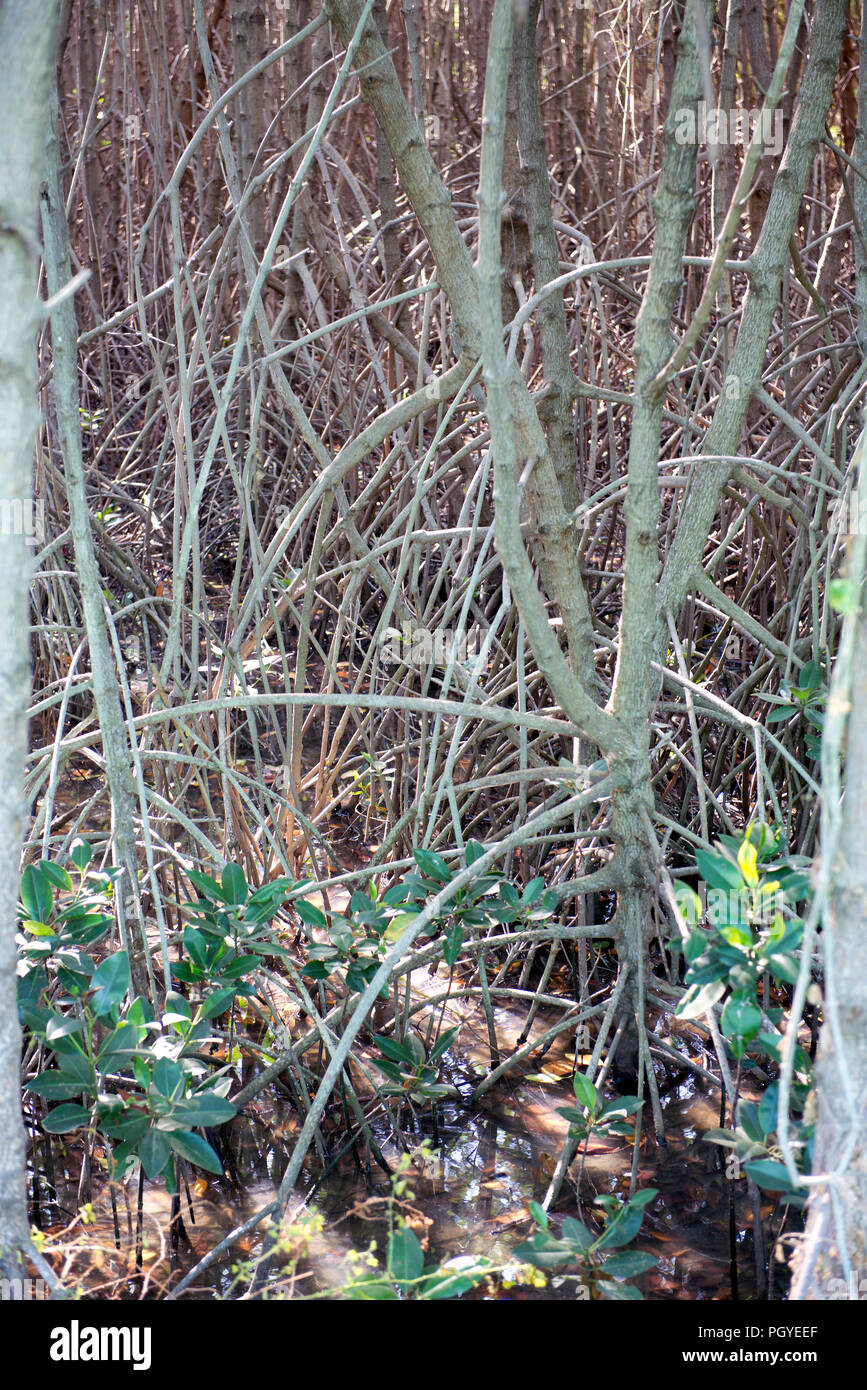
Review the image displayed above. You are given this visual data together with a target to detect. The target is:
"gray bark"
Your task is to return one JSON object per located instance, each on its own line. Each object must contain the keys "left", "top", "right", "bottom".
{"left": 788, "top": 1, "right": 867, "bottom": 1302}
{"left": 656, "top": 0, "right": 847, "bottom": 628}
{"left": 854, "top": 0, "right": 867, "bottom": 358}
{"left": 514, "top": 0, "right": 579, "bottom": 516}
{"left": 324, "top": 0, "right": 613, "bottom": 746}
{"left": 41, "top": 87, "right": 156, "bottom": 1004}
{"left": 0, "top": 0, "right": 61, "bottom": 1280}
{"left": 605, "top": 0, "right": 706, "bottom": 1060}
{"left": 790, "top": 587, "right": 867, "bottom": 1299}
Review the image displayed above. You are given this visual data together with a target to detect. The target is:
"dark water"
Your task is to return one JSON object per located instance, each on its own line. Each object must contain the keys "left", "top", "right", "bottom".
{"left": 33, "top": 992, "right": 784, "bottom": 1300}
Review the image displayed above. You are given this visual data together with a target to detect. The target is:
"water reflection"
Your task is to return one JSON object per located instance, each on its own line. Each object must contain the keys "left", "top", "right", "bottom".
{"left": 34, "top": 997, "right": 782, "bottom": 1300}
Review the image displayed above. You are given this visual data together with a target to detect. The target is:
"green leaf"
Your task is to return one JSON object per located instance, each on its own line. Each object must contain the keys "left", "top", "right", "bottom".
{"left": 186, "top": 868, "right": 226, "bottom": 902}
{"left": 598, "top": 1097, "right": 644, "bottom": 1121}
{"left": 766, "top": 705, "right": 795, "bottom": 724}
{"left": 512, "top": 1235, "right": 572, "bottom": 1269}
{"left": 695, "top": 849, "right": 743, "bottom": 892}
{"left": 21, "top": 919, "right": 55, "bottom": 938}
{"left": 21, "top": 865, "right": 53, "bottom": 923}
{"left": 443, "top": 923, "right": 464, "bottom": 968}
{"left": 152, "top": 1057, "right": 185, "bottom": 1099}
{"left": 719, "top": 924, "right": 752, "bottom": 948}
{"left": 677, "top": 978, "right": 726, "bottom": 1020}
{"left": 38, "top": 860, "right": 74, "bottom": 893}
{"left": 522, "top": 877, "right": 546, "bottom": 906}
{"left": 41, "top": 1102, "right": 92, "bottom": 1133}
{"left": 182, "top": 926, "right": 211, "bottom": 971}
{"left": 758, "top": 1082, "right": 780, "bottom": 1137}
{"left": 221, "top": 863, "right": 248, "bottom": 906}
{"left": 464, "top": 841, "right": 486, "bottom": 866}
{"left": 571, "top": 1071, "right": 598, "bottom": 1113}
{"left": 599, "top": 1280, "right": 643, "bottom": 1300}
{"left": 683, "top": 930, "right": 708, "bottom": 964}
{"left": 26, "top": 1071, "right": 88, "bottom": 1101}
{"left": 383, "top": 911, "right": 421, "bottom": 946}
{"left": 828, "top": 578, "right": 860, "bottom": 615}
{"left": 305, "top": 944, "right": 339, "bottom": 963}
{"left": 127, "top": 995, "right": 154, "bottom": 1029}
{"left": 345, "top": 1280, "right": 399, "bottom": 1300}
{"left": 561, "top": 1216, "right": 593, "bottom": 1250}
{"left": 132, "top": 1056, "right": 151, "bottom": 1089}
{"left": 674, "top": 882, "right": 703, "bottom": 926}
{"left": 369, "top": 1058, "right": 403, "bottom": 1084}
{"left": 413, "top": 1081, "right": 452, "bottom": 1099}
{"left": 99, "top": 1110, "right": 149, "bottom": 1143}
{"left": 499, "top": 882, "right": 520, "bottom": 908}
{"left": 89, "top": 951, "right": 130, "bottom": 1017}
{"left": 701, "top": 1127, "right": 739, "bottom": 1148}
{"left": 798, "top": 661, "right": 823, "bottom": 692}
{"left": 328, "top": 917, "right": 354, "bottom": 953}
{"left": 388, "top": 1227, "right": 424, "bottom": 1286}
{"left": 168, "top": 1129, "right": 224, "bottom": 1174}
{"left": 200, "top": 987, "right": 238, "bottom": 1020}
{"left": 745, "top": 1159, "right": 800, "bottom": 1193}
{"left": 139, "top": 1127, "right": 172, "bottom": 1179}
{"left": 765, "top": 952, "right": 800, "bottom": 984}
{"left": 593, "top": 1203, "right": 645, "bottom": 1251}
{"left": 295, "top": 900, "right": 328, "bottom": 929}
{"left": 683, "top": 934, "right": 711, "bottom": 967}
{"left": 738, "top": 1102, "right": 764, "bottom": 1144}
{"left": 721, "top": 994, "right": 762, "bottom": 1042}
{"left": 301, "top": 960, "right": 332, "bottom": 980}
{"left": 69, "top": 839, "right": 93, "bottom": 871}
{"left": 171, "top": 1093, "right": 235, "bottom": 1127}
{"left": 51, "top": 1047, "right": 92, "bottom": 1085}
{"left": 429, "top": 1025, "right": 460, "bottom": 1064}
{"left": 57, "top": 909, "right": 113, "bottom": 944}
{"left": 556, "top": 1108, "right": 591, "bottom": 1131}
{"left": 97, "top": 1022, "right": 142, "bottom": 1068}
{"left": 345, "top": 961, "right": 379, "bottom": 993}
{"left": 527, "top": 1200, "right": 549, "bottom": 1231}
{"left": 417, "top": 1256, "right": 488, "bottom": 1300}
{"left": 45, "top": 1014, "right": 84, "bottom": 1043}
{"left": 246, "top": 878, "right": 293, "bottom": 909}
{"left": 218, "top": 953, "right": 263, "bottom": 981}
{"left": 375, "top": 1034, "right": 416, "bottom": 1067}
{"left": 737, "top": 839, "right": 759, "bottom": 889}
{"left": 413, "top": 848, "right": 452, "bottom": 883}
{"left": 628, "top": 1187, "right": 657, "bottom": 1208}
{"left": 600, "top": 1250, "right": 657, "bottom": 1278}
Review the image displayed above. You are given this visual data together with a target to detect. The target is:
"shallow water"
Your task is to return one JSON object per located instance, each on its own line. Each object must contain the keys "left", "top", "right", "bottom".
{"left": 33, "top": 991, "right": 784, "bottom": 1300}
{"left": 196, "top": 992, "right": 775, "bottom": 1300}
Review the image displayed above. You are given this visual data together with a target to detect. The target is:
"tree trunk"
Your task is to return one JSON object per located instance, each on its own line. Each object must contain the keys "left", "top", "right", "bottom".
{"left": 42, "top": 84, "right": 160, "bottom": 1004}
{"left": 790, "top": 576, "right": 867, "bottom": 1299}
{"left": 0, "top": 0, "right": 61, "bottom": 1284}
{"left": 789, "top": 0, "right": 867, "bottom": 1299}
